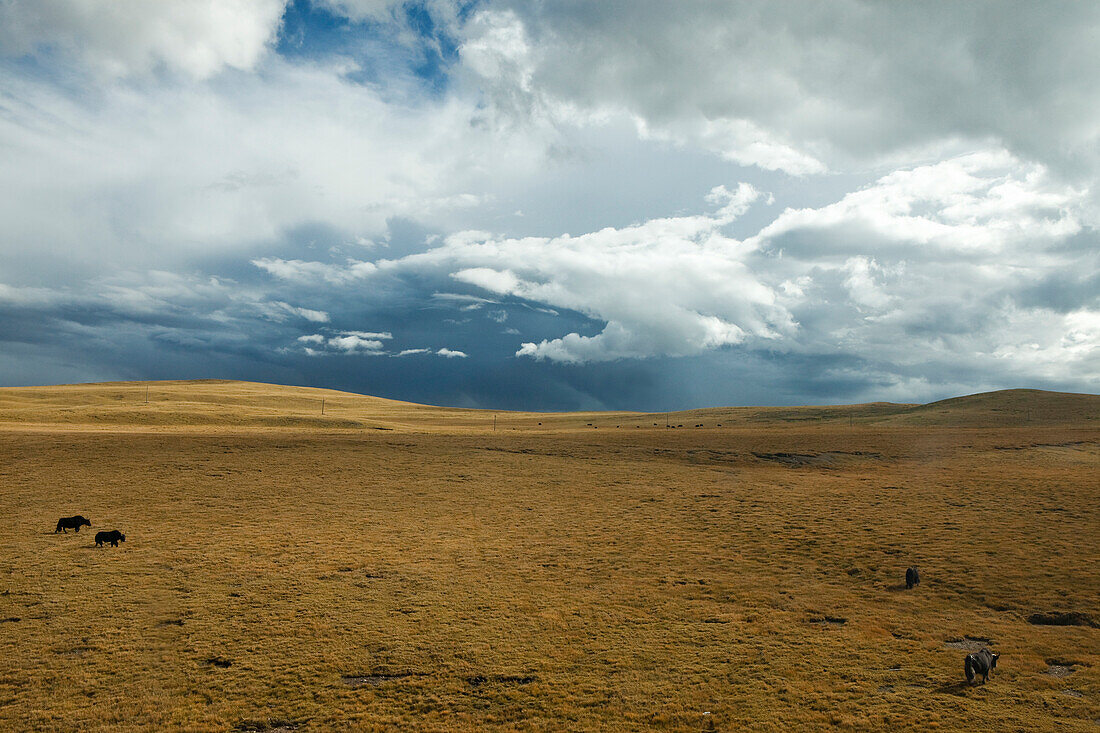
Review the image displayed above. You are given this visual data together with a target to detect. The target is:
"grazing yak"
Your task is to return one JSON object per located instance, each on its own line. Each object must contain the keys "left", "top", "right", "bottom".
{"left": 905, "top": 566, "right": 920, "bottom": 589}
{"left": 965, "top": 649, "right": 999, "bottom": 684}
{"left": 94, "top": 530, "right": 125, "bottom": 547}
{"left": 55, "top": 516, "right": 91, "bottom": 533}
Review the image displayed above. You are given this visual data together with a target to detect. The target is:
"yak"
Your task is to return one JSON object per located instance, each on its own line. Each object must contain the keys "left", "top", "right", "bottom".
{"left": 55, "top": 516, "right": 91, "bottom": 533}
{"left": 905, "top": 566, "right": 920, "bottom": 590}
{"left": 965, "top": 649, "right": 999, "bottom": 684}
{"left": 94, "top": 530, "right": 125, "bottom": 547}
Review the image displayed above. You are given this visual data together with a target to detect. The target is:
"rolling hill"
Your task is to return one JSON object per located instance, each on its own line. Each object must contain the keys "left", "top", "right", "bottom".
{"left": 0, "top": 380, "right": 1095, "bottom": 431}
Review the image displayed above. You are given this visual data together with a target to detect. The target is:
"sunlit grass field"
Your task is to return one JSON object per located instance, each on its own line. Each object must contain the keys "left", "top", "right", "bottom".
{"left": 1, "top": 381, "right": 1097, "bottom": 730}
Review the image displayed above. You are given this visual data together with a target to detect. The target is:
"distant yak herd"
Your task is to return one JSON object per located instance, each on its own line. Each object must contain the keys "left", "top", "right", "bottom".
{"left": 54, "top": 515, "right": 125, "bottom": 547}
{"left": 51, "top": 521, "right": 997, "bottom": 685}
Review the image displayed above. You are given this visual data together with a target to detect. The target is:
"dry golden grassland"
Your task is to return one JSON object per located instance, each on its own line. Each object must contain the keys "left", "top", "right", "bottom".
{"left": 0, "top": 381, "right": 1097, "bottom": 731}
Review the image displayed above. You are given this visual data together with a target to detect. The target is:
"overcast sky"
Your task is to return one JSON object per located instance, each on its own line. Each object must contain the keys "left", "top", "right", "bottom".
{"left": 0, "top": 1, "right": 1097, "bottom": 410}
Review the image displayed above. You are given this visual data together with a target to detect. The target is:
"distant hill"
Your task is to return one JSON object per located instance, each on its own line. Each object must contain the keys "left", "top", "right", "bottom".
{"left": 885, "top": 388, "right": 1100, "bottom": 427}
{"left": 0, "top": 380, "right": 1095, "bottom": 431}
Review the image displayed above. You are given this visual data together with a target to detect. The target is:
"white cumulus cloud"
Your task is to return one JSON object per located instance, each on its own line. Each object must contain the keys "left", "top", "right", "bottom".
{"left": 383, "top": 183, "right": 792, "bottom": 363}
{"left": 298, "top": 329, "right": 393, "bottom": 355}
{"left": 0, "top": 0, "right": 287, "bottom": 79}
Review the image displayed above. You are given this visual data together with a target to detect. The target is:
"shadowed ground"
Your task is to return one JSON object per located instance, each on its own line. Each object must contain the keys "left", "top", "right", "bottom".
{"left": 0, "top": 382, "right": 1097, "bottom": 730}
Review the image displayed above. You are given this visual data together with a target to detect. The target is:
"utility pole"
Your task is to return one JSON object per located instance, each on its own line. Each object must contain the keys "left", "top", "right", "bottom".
{"left": 493, "top": 414, "right": 497, "bottom": 431}
{"left": 321, "top": 398, "right": 325, "bottom": 415}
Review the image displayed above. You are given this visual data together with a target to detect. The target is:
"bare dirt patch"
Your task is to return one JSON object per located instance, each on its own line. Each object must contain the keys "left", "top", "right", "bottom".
{"left": 944, "top": 636, "right": 994, "bottom": 651}
{"left": 1043, "top": 658, "right": 1087, "bottom": 677}
{"left": 753, "top": 451, "right": 881, "bottom": 467}
{"left": 1028, "top": 611, "right": 1098, "bottom": 627}
{"left": 465, "top": 674, "right": 537, "bottom": 687}
{"left": 342, "top": 671, "right": 423, "bottom": 688}
{"left": 233, "top": 720, "right": 304, "bottom": 732}
{"left": 809, "top": 615, "right": 847, "bottom": 626}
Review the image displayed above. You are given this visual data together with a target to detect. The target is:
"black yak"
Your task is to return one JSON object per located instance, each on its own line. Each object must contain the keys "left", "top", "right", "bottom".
{"left": 965, "top": 649, "right": 999, "bottom": 684}
{"left": 905, "top": 566, "right": 920, "bottom": 589}
{"left": 55, "top": 516, "right": 91, "bottom": 533}
{"left": 94, "top": 530, "right": 125, "bottom": 547}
